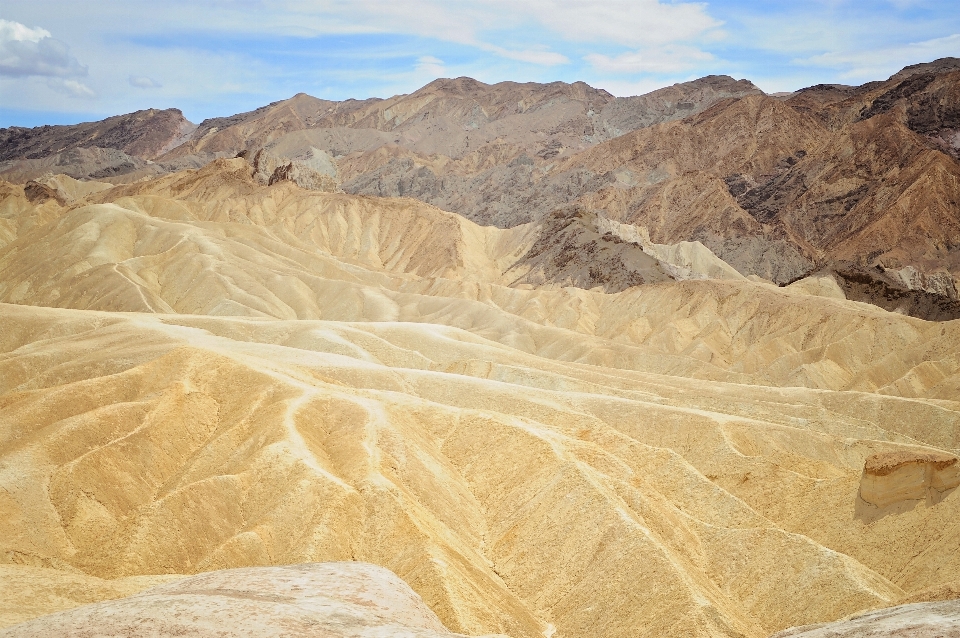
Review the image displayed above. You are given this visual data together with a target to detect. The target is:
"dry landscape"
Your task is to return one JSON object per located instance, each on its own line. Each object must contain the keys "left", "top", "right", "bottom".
{"left": 1, "top": 58, "right": 959, "bottom": 638}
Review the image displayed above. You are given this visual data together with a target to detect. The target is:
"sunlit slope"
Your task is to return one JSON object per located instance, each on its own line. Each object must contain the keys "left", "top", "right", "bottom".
{"left": 2, "top": 159, "right": 960, "bottom": 637}
{"left": 1, "top": 163, "right": 958, "bottom": 398}
{"left": 87, "top": 158, "right": 537, "bottom": 282}
{"left": 3, "top": 303, "right": 959, "bottom": 638}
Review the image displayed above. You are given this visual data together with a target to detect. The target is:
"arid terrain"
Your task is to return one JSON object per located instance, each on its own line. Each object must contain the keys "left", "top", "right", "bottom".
{"left": 1, "top": 59, "right": 959, "bottom": 638}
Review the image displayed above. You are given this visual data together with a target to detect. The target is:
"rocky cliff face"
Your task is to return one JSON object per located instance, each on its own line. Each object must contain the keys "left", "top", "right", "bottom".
{"left": 859, "top": 450, "right": 960, "bottom": 508}
{"left": 250, "top": 148, "right": 340, "bottom": 192}
{"left": 0, "top": 108, "right": 195, "bottom": 162}
{"left": 503, "top": 207, "right": 673, "bottom": 292}
{"left": 830, "top": 265, "right": 960, "bottom": 321}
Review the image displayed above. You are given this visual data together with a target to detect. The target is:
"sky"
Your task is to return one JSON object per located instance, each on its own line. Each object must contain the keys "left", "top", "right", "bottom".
{"left": 1, "top": 1, "right": 958, "bottom": 127}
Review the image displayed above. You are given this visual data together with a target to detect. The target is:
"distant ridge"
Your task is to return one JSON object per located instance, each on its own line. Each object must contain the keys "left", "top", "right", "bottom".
{"left": 0, "top": 108, "right": 195, "bottom": 162}
{"left": 2, "top": 59, "right": 958, "bottom": 310}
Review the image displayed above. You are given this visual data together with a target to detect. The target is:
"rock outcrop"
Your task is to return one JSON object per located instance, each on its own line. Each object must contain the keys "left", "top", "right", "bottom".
{"left": 504, "top": 207, "right": 675, "bottom": 292}
{"left": 859, "top": 451, "right": 960, "bottom": 507}
{"left": 831, "top": 265, "right": 960, "bottom": 321}
{"left": 21, "top": 181, "right": 65, "bottom": 206}
{"left": 770, "top": 598, "right": 960, "bottom": 637}
{"left": 0, "top": 563, "right": 504, "bottom": 637}
{"left": 251, "top": 148, "right": 339, "bottom": 192}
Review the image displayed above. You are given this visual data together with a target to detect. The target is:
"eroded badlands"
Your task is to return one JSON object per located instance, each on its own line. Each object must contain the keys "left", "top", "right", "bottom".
{"left": 0, "top": 159, "right": 958, "bottom": 637}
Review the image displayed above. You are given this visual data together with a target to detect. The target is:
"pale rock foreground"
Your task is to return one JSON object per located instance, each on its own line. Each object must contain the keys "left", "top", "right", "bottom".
{"left": 0, "top": 565, "right": 182, "bottom": 629}
{"left": 0, "top": 562, "right": 503, "bottom": 637}
{"left": 770, "top": 598, "right": 960, "bottom": 637}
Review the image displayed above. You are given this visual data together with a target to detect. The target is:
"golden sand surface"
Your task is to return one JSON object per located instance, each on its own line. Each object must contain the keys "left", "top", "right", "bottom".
{"left": 1, "top": 162, "right": 959, "bottom": 637}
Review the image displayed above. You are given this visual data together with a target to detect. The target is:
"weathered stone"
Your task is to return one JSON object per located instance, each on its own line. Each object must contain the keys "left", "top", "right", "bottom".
{"left": 770, "top": 598, "right": 960, "bottom": 637}
{"left": 0, "top": 563, "right": 506, "bottom": 638}
{"left": 860, "top": 451, "right": 960, "bottom": 507}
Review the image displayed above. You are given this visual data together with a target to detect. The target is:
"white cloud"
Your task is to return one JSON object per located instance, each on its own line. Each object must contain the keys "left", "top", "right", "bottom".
{"left": 282, "top": 0, "right": 494, "bottom": 44}
{"left": 280, "top": 0, "right": 721, "bottom": 48}
{"left": 797, "top": 32, "right": 960, "bottom": 80}
{"left": 501, "top": 0, "right": 723, "bottom": 47}
{"left": 586, "top": 46, "right": 715, "bottom": 75}
{"left": 415, "top": 55, "right": 445, "bottom": 77}
{"left": 168, "top": 0, "right": 712, "bottom": 65}
{"left": 0, "top": 19, "right": 50, "bottom": 42}
{"left": 0, "top": 18, "right": 87, "bottom": 77}
{"left": 129, "top": 75, "right": 162, "bottom": 88}
{"left": 47, "top": 77, "right": 96, "bottom": 98}
{"left": 480, "top": 44, "right": 569, "bottom": 66}
{"left": 10, "top": 0, "right": 717, "bottom": 47}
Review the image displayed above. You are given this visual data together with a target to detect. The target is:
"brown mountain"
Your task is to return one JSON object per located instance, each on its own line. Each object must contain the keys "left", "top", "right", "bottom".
{"left": 338, "top": 62, "right": 960, "bottom": 300}
{"left": 161, "top": 78, "right": 609, "bottom": 166}
{"left": 0, "top": 108, "right": 195, "bottom": 162}
{"left": 553, "top": 83, "right": 960, "bottom": 287}
{"left": 327, "top": 64, "right": 960, "bottom": 315}
{"left": 165, "top": 75, "right": 756, "bottom": 165}
{"left": 2, "top": 61, "right": 958, "bottom": 314}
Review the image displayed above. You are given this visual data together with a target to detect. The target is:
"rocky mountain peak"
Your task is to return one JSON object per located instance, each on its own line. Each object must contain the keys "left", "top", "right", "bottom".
{"left": 0, "top": 107, "right": 195, "bottom": 162}
{"left": 890, "top": 56, "right": 960, "bottom": 81}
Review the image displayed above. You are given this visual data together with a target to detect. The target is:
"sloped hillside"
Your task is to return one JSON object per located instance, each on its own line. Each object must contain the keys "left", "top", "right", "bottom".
{"left": 2, "top": 161, "right": 960, "bottom": 638}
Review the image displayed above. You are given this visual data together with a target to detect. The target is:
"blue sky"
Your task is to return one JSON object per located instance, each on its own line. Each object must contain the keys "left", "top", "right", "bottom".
{"left": 1, "top": 1, "right": 958, "bottom": 127}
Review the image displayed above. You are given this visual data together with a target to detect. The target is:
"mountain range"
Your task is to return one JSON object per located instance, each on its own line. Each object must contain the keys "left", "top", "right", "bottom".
{"left": 3, "top": 58, "right": 959, "bottom": 318}
{"left": 1, "top": 58, "right": 959, "bottom": 638}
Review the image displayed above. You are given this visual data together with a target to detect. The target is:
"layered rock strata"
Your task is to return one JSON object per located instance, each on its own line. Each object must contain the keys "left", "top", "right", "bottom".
{"left": 859, "top": 451, "right": 960, "bottom": 507}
